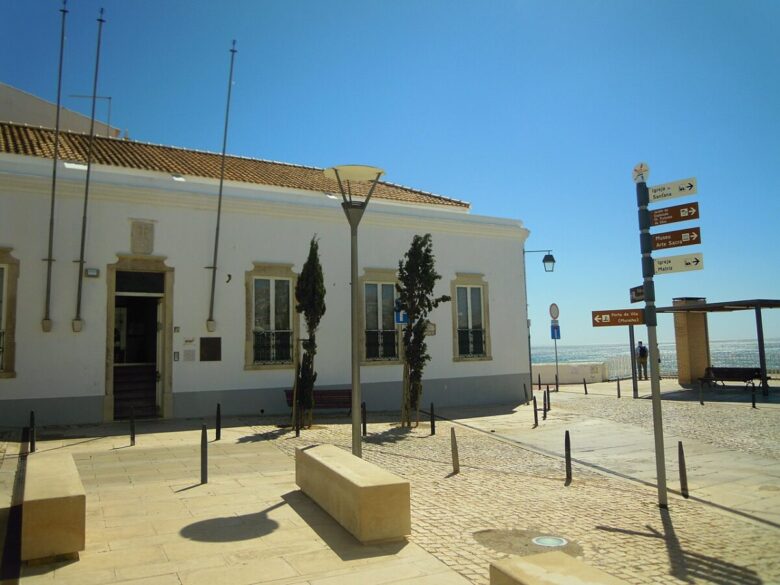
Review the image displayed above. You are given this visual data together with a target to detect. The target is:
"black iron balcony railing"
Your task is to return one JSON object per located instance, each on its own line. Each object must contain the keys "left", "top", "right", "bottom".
{"left": 365, "top": 329, "right": 398, "bottom": 360}
{"left": 457, "top": 328, "right": 486, "bottom": 357}
{"left": 253, "top": 330, "right": 292, "bottom": 364}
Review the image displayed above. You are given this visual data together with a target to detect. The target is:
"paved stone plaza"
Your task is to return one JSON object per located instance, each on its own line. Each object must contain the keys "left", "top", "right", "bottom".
{"left": 1, "top": 381, "right": 778, "bottom": 584}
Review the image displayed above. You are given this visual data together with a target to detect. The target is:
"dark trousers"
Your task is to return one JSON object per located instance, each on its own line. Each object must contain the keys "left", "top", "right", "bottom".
{"left": 638, "top": 357, "right": 648, "bottom": 379}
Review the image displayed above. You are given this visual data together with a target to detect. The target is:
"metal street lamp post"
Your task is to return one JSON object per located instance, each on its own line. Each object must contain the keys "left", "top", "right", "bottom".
{"left": 323, "top": 165, "right": 385, "bottom": 458}
{"left": 523, "top": 249, "right": 555, "bottom": 398}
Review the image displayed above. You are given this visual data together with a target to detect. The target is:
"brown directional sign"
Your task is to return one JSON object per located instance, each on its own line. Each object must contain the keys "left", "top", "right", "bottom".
{"left": 592, "top": 309, "right": 645, "bottom": 327}
{"left": 651, "top": 202, "right": 700, "bottom": 227}
{"left": 652, "top": 226, "right": 701, "bottom": 250}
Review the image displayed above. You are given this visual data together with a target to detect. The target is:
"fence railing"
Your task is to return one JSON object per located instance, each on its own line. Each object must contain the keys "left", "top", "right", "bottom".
{"left": 253, "top": 330, "right": 292, "bottom": 364}
{"left": 365, "top": 329, "right": 398, "bottom": 360}
{"left": 457, "top": 328, "right": 486, "bottom": 357}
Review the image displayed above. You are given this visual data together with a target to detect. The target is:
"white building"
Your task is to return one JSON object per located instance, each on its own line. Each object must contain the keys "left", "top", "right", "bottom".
{"left": 0, "top": 122, "right": 530, "bottom": 425}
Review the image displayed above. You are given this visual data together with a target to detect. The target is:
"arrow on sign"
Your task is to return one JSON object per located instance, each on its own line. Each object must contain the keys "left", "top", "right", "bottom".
{"left": 679, "top": 182, "right": 695, "bottom": 192}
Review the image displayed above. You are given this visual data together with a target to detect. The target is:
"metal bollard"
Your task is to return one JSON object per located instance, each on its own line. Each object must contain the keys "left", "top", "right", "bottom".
{"left": 201, "top": 424, "right": 208, "bottom": 484}
{"left": 130, "top": 407, "right": 136, "bottom": 447}
{"left": 523, "top": 383, "right": 528, "bottom": 402}
{"left": 678, "top": 441, "right": 689, "bottom": 498}
{"left": 583, "top": 378, "right": 588, "bottom": 395}
{"left": 361, "top": 401, "right": 367, "bottom": 437}
{"left": 533, "top": 396, "right": 539, "bottom": 428}
{"left": 546, "top": 386, "right": 551, "bottom": 411}
{"left": 216, "top": 403, "right": 221, "bottom": 441}
{"left": 565, "top": 430, "right": 572, "bottom": 484}
{"left": 752, "top": 386, "right": 756, "bottom": 409}
{"left": 699, "top": 382, "right": 704, "bottom": 406}
{"left": 450, "top": 427, "right": 460, "bottom": 474}
{"left": 29, "top": 410, "right": 36, "bottom": 453}
{"left": 430, "top": 402, "right": 436, "bottom": 435}
{"left": 555, "top": 374, "right": 559, "bottom": 393}
{"left": 542, "top": 393, "right": 547, "bottom": 421}
{"left": 617, "top": 377, "right": 621, "bottom": 399}
{"left": 538, "top": 373, "right": 541, "bottom": 391}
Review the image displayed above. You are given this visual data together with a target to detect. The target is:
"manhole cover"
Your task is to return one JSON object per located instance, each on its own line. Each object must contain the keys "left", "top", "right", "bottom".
{"left": 532, "top": 536, "right": 568, "bottom": 547}
{"left": 473, "top": 529, "right": 582, "bottom": 557}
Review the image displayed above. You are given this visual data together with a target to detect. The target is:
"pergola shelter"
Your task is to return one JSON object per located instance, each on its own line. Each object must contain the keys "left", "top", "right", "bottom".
{"left": 656, "top": 298, "right": 779, "bottom": 393}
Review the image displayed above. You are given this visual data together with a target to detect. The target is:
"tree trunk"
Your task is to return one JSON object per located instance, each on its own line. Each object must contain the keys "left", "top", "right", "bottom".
{"left": 401, "top": 362, "right": 411, "bottom": 427}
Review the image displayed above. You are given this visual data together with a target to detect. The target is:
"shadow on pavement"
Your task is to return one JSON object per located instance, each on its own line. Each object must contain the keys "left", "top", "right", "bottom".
{"left": 597, "top": 509, "right": 762, "bottom": 585}
{"left": 179, "top": 501, "right": 284, "bottom": 542}
{"left": 281, "top": 490, "right": 407, "bottom": 561}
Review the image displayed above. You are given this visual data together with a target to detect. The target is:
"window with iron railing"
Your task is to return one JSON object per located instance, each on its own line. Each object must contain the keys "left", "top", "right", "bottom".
{"left": 253, "top": 277, "right": 293, "bottom": 364}
{"left": 456, "top": 285, "right": 487, "bottom": 357}
{"left": 365, "top": 282, "right": 399, "bottom": 360}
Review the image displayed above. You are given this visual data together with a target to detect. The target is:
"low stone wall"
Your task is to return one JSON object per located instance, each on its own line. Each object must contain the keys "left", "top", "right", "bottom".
{"left": 533, "top": 362, "right": 608, "bottom": 385}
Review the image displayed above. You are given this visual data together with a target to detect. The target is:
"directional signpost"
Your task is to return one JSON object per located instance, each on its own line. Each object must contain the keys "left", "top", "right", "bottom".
{"left": 592, "top": 309, "right": 645, "bottom": 327}
{"left": 654, "top": 253, "right": 703, "bottom": 274}
{"left": 651, "top": 202, "right": 699, "bottom": 227}
{"left": 630, "top": 285, "right": 644, "bottom": 303}
{"left": 652, "top": 227, "right": 701, "bottom": 250}
{"left": 648, "top": 177, "right": 697, "bottom": 203}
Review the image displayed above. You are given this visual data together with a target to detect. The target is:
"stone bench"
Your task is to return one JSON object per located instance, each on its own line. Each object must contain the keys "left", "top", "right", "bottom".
{"left": 295, "top": 444, "right": 410, "bottom": 543}
{"left": 22, "top": 453, "right": 86, "bottom": 562}
{"left": 491, "top": 551, "right": 627, "bottom": 585}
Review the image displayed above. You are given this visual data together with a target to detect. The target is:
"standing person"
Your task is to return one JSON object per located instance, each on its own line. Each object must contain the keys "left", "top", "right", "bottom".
{"left": 636, "top": 341, "right": 649, "bottom": 380}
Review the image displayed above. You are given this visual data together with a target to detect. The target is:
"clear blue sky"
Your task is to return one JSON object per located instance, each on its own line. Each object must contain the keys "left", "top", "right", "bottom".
{"left": 4, "top": 0, "right": 779, "bottom": 347}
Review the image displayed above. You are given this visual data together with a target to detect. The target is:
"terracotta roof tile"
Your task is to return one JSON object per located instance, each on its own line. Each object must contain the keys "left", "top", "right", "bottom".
{"left": 0, "top": 122, "right": 470, "bottom": 209}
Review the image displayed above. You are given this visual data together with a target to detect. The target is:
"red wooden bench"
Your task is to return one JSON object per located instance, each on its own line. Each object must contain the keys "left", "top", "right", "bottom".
{"left": 284, "top": 388, "right": 352, "bottom": 410}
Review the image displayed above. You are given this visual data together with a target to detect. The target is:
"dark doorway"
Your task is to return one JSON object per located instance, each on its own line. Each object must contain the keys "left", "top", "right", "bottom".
{"left": 113, "top": 295, "right": 159, "bottom": 419}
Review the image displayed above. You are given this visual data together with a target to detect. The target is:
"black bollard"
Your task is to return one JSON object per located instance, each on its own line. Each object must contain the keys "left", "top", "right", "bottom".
{"left": 538, "top": 373, "right": 541, "bottom": 391}
{"left": 130, "top": 407, "right": 136, "bottom": 447}
{"left": 555, "top": 374, "right": 559, "bottom": 392}
{"left": 546, "top": 386, "right": 551, "bottom": 411}
{"left": 752, "top": 386, "right": 756, "bottom": 409}
{"left": 361, "top": 401, "right": 367, "bottom": 437}
{"left": 295, "top": 405, "right": 301, "bottom": 437}
{"left": 678, "top": 441, "right": 689, "bottom": 498}
{"left": 533, "top": 396, "right": 539, "bottom": 427}
{"left": 201, "top": 424, "right": 208, "bottom": 484}
{"left": 430, "top": 402, "right": 436, "bottom": 435}
{"left": 699, "top": 382, "right": 704, "bottom": 406}
{"left": 523, "top": 383, "right": 528, "bottom": 402}
{"left": 565, "top": 430, "right": 572, "bottom": 484}
{"left": 583, "top": 378, "right": 588, "bottom": 395}
{"left": 216, "top": 403, "right": 221, "bottom": 441}
{"left": 617, "top": 378, "right": 621, "bottom": 399}
{"left": 29, "top": 410, "right": 36, "bottom": 453}
{"left": 542, "top": 393, "right": 547, "bottom": 421}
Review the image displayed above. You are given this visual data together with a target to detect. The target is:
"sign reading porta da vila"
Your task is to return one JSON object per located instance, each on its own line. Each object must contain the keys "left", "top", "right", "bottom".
{"left": 592, "top": 309, "right": 645, "bottom": 327}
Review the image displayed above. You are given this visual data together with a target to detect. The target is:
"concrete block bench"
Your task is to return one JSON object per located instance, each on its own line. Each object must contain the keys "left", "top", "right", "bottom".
{"left": 295, "top": 444, "right": 410, "bottom": 543}
{"left": 22, "top": 453, "right": 86, "bottom": 562}
{"left": 490, "top": 551, "right": 627, "bottom": 585}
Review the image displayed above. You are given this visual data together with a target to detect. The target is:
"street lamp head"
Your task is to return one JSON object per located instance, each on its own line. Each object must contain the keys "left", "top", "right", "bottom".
{"left": 542, "top": 253, "right": 556, "bottom": 272}
{"left": 323, "top": 165, "right": 384, "bottom": 183}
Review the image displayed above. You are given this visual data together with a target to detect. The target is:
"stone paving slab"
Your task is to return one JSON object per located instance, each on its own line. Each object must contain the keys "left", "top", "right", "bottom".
{"left": 1, "top": 423, "right": 469, "bottom": 585}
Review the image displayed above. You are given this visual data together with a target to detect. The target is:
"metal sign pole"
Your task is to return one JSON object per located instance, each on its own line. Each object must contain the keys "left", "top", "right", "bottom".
{"left": 629, "top": 324, "right": 638, "bottom": 398}
{"left": 634, "top": 163, "right": 668, "bottom": 509}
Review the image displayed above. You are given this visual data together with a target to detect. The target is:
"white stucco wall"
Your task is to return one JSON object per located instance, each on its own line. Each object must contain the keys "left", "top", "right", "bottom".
{"left": 0, "top": 153, "right": 530, "bottom": 421}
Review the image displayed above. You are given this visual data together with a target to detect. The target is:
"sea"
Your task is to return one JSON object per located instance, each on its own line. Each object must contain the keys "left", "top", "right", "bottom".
{"left": 531, "top": 338, "right": 780, "bottom": 379}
